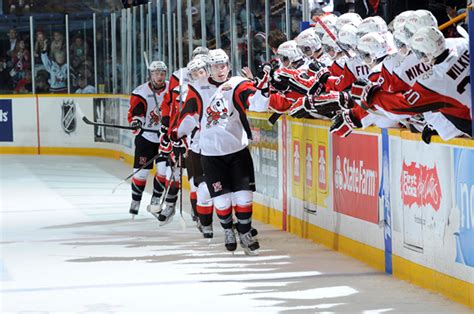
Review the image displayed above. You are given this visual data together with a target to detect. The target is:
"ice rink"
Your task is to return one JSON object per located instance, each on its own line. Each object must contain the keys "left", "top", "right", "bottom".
{"left": 0, "top": 155, "right": 470, "bottom": 312}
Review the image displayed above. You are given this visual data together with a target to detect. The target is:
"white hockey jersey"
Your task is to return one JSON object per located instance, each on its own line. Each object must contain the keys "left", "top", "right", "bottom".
{"left": 128, "top": 81, "right": 169, "bottom": 143}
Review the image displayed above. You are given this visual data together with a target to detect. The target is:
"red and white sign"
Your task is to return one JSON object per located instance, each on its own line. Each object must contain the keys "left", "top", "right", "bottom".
{"left": 318, "top": 144, "right": 327, "bottom": 191}
{"left": 306, "top": 143, "right": 313, "bottom": 187}
{"left": 293, "top": 140, "right": 300, "bottom": 182}
{"left": 332, "top": 133, "right": 379, "bottom": 223}
{"left": 400, "top": 160, "right": 442, "bottom": 211}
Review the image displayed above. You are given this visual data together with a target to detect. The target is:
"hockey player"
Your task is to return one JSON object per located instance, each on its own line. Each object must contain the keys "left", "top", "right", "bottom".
{"left": 184, "top": 49, "right": 270, "bottom": 254}
{"left": 294, "top": 27, "right": 332, "bottom": 67}
{"left": 173, "top": 56, "right": 214, "bottom": 238}
{"left": 127, "top": 61, "right": 169, "bottom": 218}
{"left": 330, "top": 27, "right": 472, "bottom": 141}
{"left": 157, "top": 46, "right": 209, "bottom": 225}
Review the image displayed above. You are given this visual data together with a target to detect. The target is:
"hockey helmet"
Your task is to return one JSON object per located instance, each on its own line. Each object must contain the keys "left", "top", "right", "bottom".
{"left": 207, "top": 49, "right": 230, "bottom": 82}
{"left": 410, "top": 26, "right": 446, "bottom": 65}
{"left": 338, "top": 24, "right": 358, "bottom": 52}
{"left": 335, "top": 12, "right": 362, "bottom": 30}
{"left": 357, "top": 32, "right": 391, "bottom": 66}
{"left": 321, "top": 33, "right": 341, "bottom": 59}
{"left": 295, "top": 28, "right": 322, "bottom": 56}
{"left": 404, "top": 10, "right": 437, "bottom": 40}
{"left": 148, "top": 61, "right": 167, "bottom": 72}
{"left": 187, "top": 58, "right": 208, "bottom": 82}
{"left": 192, "top": 46, "right": 209, "bottom": 58}
{"left": 393, "top": 28, "right": 410, "bottom": 56}
{"left": 276, "top": 40, "right": 304, "bottom": 66}
{"left": 356, "top": 16, "right": 388, "bottom": 39}
{"left": 391, "top": 10, "right": 415, "bottom": 31}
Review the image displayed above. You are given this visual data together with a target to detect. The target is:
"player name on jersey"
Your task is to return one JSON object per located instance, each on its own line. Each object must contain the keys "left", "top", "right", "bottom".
{"left": 447, "top": 50, "right": 469, "bottom": 80}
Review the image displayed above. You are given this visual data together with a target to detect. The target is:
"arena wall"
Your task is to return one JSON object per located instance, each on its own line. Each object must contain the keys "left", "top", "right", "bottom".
{"left": 1, "top": 95, "right": 473, "bottom": 308}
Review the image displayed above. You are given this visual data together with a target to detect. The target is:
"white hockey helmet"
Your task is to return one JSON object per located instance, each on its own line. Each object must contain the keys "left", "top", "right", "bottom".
{"left": 357, "top": 32, "right": 391, "bottom": 66}
{"left": 313, "top": 13, "right": 338, "bottom": 39}
{"left": 391, "top": 10, "right": 415, "bottom": 31}
{"left": 295, "top": 28, "right": 322, "bottom": 56}
{"left": 356, "top": 16, "right": 388, "bottom": 39}
{"left": 187, "top": 57, "right": 208, "bottom": 82}
{"left": 410, "top": 26, "right": 446, "bottom": 65}
{"left": 276, "top": 40, "right": 304, "bottom": 65}
{"left": 192, "top": 46, "right": 209, "bottom": 58}
{"left": 148, "top": 61, "right": 167, "bottom": 72}
{"left": 335, "top": 12, "right": 362, "bottom": 30}
{"left": 321, "top": 33, "right": 341, "bottom": 59}
{"left": 207, "top": 49, "right": 230, "bottom": 82}
{"left": 404, "top": 9, "right": 437, "bottom": 40}
{"left": 207, "top": 48, "right": 229, "bottom": 65}
{"left": 338, "top": 24, "right": 359, "bottom": 51}
{"left": 393, "top": 28, "right": 410, "bottom": 56}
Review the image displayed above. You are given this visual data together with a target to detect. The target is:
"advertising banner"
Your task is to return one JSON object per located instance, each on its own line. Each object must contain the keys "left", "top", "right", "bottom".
{"left": 315, "top": 128, "right": 329, "bottom": 209}
{"left": 0, "top": 99, "right": 13, "bottom": 142}
{"left": 291, "top": 123, "right": 304, "bottom": 200}
{"left": 453, "top": 148, "right": 474, "bottom": 267}
{"left": 93, "top": 98, "right": 121, "bottom": 144}
{"left": 398, "top": 141, "right": 452, "bottom": 250}
{"left": 332, "top": 133, "right": 379, "bottom": 223}
{"left": 248, "top": 117, "right": 279, "bottom": 199}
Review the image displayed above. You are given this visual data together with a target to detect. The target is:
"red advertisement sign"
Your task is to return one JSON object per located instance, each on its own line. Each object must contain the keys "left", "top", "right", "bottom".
{"left": 293, "top": 140, "right": 300, "bottom": 182}
{"left": 306, "top": 143, "right": 313, "bottom": 188}
{"left": 318, "top": 144, "right": 327, "bottom": 191}
{"left": 332, "top": 133, "right": 379, "bottom": 223}
{"left": 400, "top": 160, "right": 442, "bottom": 210}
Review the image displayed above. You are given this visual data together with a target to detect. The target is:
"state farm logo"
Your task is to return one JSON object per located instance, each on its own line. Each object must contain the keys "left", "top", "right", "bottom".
{"left": 334, "top": 155, "right": 377, "bottom": 196}
{"left": 400, "top": 160, "right": 441, "bottom": 210}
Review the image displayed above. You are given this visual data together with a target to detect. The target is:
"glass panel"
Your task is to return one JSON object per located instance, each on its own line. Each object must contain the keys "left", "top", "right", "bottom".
{"left": 0, "top": 15, "right": 32, "bottom": 94}
{"left": 68, "top": 13, "right": 95, "bottom": 94}
{"left": 33, "top": 14, "right": 67, "bottom": 94}
{"left": 267, "top": 1, "right": 287, "bottom": 59}
{"left": 247, "top": 0, "right": 266, "bottom": 72}
{"left": 289, "top": 0, "right": 303, "bottom": 39}
{"left": 95, "top": 14, "right": 112, "bottom": 94}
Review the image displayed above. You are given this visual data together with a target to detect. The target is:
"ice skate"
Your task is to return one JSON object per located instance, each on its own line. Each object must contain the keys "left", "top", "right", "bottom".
{"left": 157, "top": 203, "right": 176, "bottom": 226}
{"left": 239, "top": 230, "right": 260, "bottom": 256}
{"left": 201, "top": 224, "right": 213, "bottom": 239}
{"left": 224, "top": 228, "right": 237, "bottom": 252}
{"left": 233, "top": 222, "right": 258, "bottom": 237}
{"left": 147, "top": 195, "right": 162, "bottom": 214}
{"left": 129, "top": 200, "right": 140, "bottom": 218}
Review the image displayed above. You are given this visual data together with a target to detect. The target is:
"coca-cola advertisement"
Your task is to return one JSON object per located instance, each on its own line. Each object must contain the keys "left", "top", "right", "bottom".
{"left": 332, "top": 133, "right": 379, "bottom": 223}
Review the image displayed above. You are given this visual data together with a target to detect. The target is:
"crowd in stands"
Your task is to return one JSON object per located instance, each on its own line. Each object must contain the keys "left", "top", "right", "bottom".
{"left": 0, "top": 27, "right": 96, "bottom": 94}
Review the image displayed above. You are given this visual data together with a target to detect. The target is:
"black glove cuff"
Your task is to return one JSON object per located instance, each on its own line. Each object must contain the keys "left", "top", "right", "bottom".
{"left": 349, "top": 110, "right": 363, "bottom": 128}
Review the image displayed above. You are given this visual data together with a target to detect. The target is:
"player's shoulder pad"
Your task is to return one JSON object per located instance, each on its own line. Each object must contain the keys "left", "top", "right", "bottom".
{"left": 131, "top": 82, "right": 150, "bottom": 95}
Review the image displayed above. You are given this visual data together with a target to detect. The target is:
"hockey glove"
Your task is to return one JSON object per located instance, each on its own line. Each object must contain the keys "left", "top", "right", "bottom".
{"left": 130, "top": 118, "right": 142, "bottom": 135}
{"left": 171, "top": 138, "right": 188, "bottom": 166}
{"left": 159, "top": 133, "right": 172, "bottom": 158}
{"left": 308, "top": 60, "right": 330, "bottom": 84}
{"left": 350, "top": 78, "right": 381, "bottom": 109}
{"left": 270, "top": 69, "right": 291, "bottom": 93}
{"left": 329, "top": 110, "right": 362, "bottom": 138}
{"left": 253, "top": 63, "right": 272, "bottom": 96}
{"left": 421, "top": 124, "right": 438, "bottom": 144}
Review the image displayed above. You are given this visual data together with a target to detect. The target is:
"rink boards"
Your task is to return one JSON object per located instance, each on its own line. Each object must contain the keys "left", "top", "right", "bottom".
{"left": 0, "top": 94, "right": 473, "bottom": 308}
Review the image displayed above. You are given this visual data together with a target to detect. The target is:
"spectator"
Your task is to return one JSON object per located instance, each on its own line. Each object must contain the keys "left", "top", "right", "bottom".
{"left": 0, "top": 57, "right": 14, "bottom": 93}
{"left": 34, "top": 30, "right": 48, "bottom": 67}
{"left": 41, "top": 49, "right": 68, "bottom": 93}
{"left": 70, "top": 34, "right": 88, "bottom": 71}
{"left": 14, "top": 69, "right": 32, "bottom": 94}
{"left": 10, "top": 39, "right": 30, "bottom": 85}
{"left": 75, "top": 73, "right": 96, "bottom": 94}
{"left": 35, "top": 69, "right": 50, "bottom": 93}
{"left": 6, "top": 28, "right": 18, "bottom": 60}
{"left": 50, "top": 31, "right": 65, "bottom": 59}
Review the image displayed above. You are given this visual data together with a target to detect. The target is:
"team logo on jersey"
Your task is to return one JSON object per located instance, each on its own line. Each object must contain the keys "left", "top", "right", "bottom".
{"left": 212, "top": 181, "right": 223, "bottom": 192}
{"left": 61, "top": 100, "right": 76, "bottom": 134}
{"left": 221, "top": 84, "right": 232, "bottom": 91}
{"left": 206, "top": 93, "right": 229, "bottom": 128}
{"left": 148, "top": 110, "right": 161, "bottom": 127}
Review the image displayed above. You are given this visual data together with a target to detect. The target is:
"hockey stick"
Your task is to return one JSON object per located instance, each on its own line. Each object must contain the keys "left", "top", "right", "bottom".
{"left": 111, "top": 151, "right": 163, "bottom": 194}
{"left": 177, "top": 67, "right": 187, "bottom": 230}
{"left": 314, "top": 16, "right": 352, "bottom": 59}
{"left": 76, "top": 104, "right": 161, "bottom": 133}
